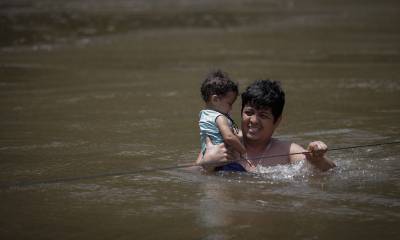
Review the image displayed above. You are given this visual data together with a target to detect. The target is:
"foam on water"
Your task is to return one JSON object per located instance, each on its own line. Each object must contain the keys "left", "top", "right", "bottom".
{"left": 254, "top": 160, "right": 311, "bottom": 182}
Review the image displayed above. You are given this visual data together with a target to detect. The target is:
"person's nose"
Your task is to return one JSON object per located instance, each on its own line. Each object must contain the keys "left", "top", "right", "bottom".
{"left": 249, "top": 114, "right": 259, "bottom": 125}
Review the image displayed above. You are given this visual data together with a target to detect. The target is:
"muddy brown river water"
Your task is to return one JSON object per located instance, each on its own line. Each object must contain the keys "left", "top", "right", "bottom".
{"left": 1, "top": 0, "right": 399, "bottom": 239}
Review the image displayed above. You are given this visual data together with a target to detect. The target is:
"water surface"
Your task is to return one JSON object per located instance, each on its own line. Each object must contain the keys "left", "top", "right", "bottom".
{"left": 1, "top": 0, "right": 399, "bottom": 239}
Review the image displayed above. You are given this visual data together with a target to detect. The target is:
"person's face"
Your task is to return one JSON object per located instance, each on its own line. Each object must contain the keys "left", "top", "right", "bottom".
{"left": 212, "top": 91, "right": 237, "bottom": 114}
{"left": 241, "top": 105, "right": 281, "bottom": 143}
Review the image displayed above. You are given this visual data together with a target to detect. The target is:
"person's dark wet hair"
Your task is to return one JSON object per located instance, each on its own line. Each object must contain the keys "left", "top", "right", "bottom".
{"left": 241, "top": 79, "right": 285, "bottom": 122}
{"left": 200, "top": 70, "right": 239, "bottom": 102}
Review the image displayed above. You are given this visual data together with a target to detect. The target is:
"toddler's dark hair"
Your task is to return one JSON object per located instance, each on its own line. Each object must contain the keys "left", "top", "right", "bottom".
{"left": 200, "top": 70, "right": 238, "bottom": 102}
{"left": 241, "top": 79, "right": 285, "bottom": 122}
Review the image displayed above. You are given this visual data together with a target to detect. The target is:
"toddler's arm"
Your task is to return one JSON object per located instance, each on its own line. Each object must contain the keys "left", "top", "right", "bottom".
{"left": 236, "top": 129, "right": 243, "bottom": 139}
{"left": 216, "top": 116, "right": 246, "bottom": 155}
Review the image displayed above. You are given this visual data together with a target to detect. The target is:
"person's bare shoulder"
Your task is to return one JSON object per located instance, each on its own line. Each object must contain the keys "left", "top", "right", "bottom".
{"left": 289, "top": 142, "right": 307, "bottom": 163}
{"left": 271, "top": 138, "right": 292, "bottom": 149}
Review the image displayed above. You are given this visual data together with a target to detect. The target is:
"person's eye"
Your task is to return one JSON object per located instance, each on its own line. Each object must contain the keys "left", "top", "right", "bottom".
{"left": 260, "top": 113, "right": 272, "bottom": 119}
{"left": 244, "top": 110, "right": 253, "bottom": 116}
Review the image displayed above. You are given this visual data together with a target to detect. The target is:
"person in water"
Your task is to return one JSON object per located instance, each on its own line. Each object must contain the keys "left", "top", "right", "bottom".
{"left": 196, "top": 79, "right": 336, "bottom": 172}
{"left": 198, "top": 70, "right": 249, "bottom": 168}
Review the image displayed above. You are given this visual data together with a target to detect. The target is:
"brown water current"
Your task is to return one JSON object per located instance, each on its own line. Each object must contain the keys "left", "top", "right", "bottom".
{"left": 1, "top": 0, "right": 400, "bottom": 239}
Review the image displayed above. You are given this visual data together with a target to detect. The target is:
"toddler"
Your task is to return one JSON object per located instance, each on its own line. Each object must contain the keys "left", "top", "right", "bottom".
{"left": 199, "top": 70, "right": 249, "bottom": 165}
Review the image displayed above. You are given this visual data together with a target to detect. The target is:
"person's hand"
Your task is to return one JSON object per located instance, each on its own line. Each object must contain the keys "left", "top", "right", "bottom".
{"left": 196, "top": 137, "right": 237, "bottom": 172}
{"left": 305, "top": 141, "right": 335, "bottom": 171}
{"left": 306, "top": 141, "right": 328, "bottom": 163}
{"left": 202, "top": 137, "right": 231, "bottom": 164}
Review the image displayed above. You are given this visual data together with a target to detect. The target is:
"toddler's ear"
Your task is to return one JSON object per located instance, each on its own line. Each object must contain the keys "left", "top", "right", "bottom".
{"left": 210, "top": 94, "right": 219, "bottom": 103}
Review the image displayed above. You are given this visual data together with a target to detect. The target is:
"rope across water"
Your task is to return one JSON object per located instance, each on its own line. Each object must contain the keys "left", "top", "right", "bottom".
{"left": 1, "top": 140, "right": 400, "bottom": 189}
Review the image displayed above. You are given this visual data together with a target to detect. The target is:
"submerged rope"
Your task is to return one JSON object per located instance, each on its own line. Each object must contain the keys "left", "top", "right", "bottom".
{"left": 1, "top": 140, "right": 400, "bottom": 189}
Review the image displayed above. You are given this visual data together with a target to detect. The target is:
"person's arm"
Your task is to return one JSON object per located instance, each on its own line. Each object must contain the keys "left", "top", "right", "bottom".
{"left": 196, "top": 137, "right": 233, "bottom": 172}
{"left": 215, "top": 116, "right": 246, "bottom": 155}
{"left": 289, "top": 141, "right": 336, "bottom": 171}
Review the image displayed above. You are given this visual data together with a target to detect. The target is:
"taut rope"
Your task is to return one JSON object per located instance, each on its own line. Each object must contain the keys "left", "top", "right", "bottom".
{"left": 1, "top": 140, "right": 399, "bottom": 189}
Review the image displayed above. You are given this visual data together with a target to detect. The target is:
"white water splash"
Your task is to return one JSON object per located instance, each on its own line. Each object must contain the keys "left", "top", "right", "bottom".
{"left": 255, "top": 160, "right": 310, "bottom": 181}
